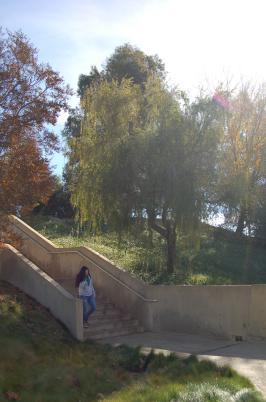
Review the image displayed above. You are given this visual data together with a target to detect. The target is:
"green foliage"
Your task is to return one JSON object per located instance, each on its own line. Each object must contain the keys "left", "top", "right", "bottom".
{"left": 108, "top": 345, "right": 154, "bottom": 372}
{"left": 72, "top": 77, "right": 142, "bottom": 229}
{"left": 62, "top": 107, "right": 82, "bottom": 194}
{"left": 103, "top": 353, "right": 262, "bottom": 402}
{"left": 215, "top": 83, "right": 266, "bottom": 235}
{"left": 65, "top": 44, "right": 165, "bottom": 201}
{"left": 33, "top": 187, "right": 74, "bottom": 219}
{"left": 64, "top": 44, "right": 226, "bottom": 274}
{"left": 165, "top": 382, "right": 261, "bottom": 402}
{"left": 26, "top": 215, "right": 266, "bottom": 285}
{"left": 78, "top": 66, "right": 102, "bottom": 96}
{"left": 147, "top": 354, "right": 234, "bottom": 380}
{"left": 252, "top": 185, "right": 266, "bottom": 239}
{"left": 25, "top": 215, "right": 75, "bottom": 237}
{"left": 105, "top": 43, "right": 165, "bottom": 85}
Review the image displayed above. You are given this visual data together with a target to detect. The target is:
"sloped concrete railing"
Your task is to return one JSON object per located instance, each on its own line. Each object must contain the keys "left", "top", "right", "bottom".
{"left": 0, "top": 244, "right": 84, "bottom": 341}
{"left": 8, "top": 215, "right": 266, "bottom": 340}
{"left": 9, "top": 215, "right": 158, "bottom": 331}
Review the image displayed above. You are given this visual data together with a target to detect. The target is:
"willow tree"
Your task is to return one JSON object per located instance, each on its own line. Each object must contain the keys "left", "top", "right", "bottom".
{"left": 72, "top": 72, "right": 221, "bottom": 273}
{"left": 64, "top": 43, "right": 165, "bottom": 203}
{"left": 72, "top": 78, "right": 142, "bottom": 229}
{"left": 105, "top": 43, "right": 165, "bottom": 86}
{"left": 139, "top": 82, "right": 222, "bottom": 272}
{"left": 217, "top": 83, "right": 266, "bottom": 235}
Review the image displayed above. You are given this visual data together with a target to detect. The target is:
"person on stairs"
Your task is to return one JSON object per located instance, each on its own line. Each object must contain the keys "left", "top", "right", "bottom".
{"left": 75, "top": 266, "right": 96, "bottom": 328}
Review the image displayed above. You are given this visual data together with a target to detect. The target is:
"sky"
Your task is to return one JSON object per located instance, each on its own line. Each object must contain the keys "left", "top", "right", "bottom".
{"left": 2, "top": 0, "right": 266, "bottom": 176}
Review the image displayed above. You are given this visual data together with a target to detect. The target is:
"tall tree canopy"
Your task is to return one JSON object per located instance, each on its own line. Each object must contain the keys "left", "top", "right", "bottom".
{"left": 0, "top": 29, "right": 71, "bottom": 236}
{"left": 215, "top": 83, "right": 266, "bottom": 235}
{"left": 63, "top": 43, "right": 165, "bottom": 195}
{"left": 104, "top": 43, "right": 165, "bottom": 85}
{"left": 71, "top": 62, "right": 221, "bottom": 272}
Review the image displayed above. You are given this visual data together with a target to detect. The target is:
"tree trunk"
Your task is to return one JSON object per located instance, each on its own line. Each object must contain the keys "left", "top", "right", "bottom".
{"left": 147, "top": 208, "right": 177, "bottom": 274}
{"left": 166, "top": 226, "right": 176, "bottom": 274}
{"left": 148, "top": 227, "right": 153, "bottom": 247}
{"left": 236, "top": 207, "right": 246, "bottom": 236}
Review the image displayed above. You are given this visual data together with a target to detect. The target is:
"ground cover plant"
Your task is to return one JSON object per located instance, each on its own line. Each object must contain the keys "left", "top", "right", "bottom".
{"left": 25, "top": 215, "right": 266, "bottom": 285}
{"left": 0, "top": 280, "right": 264, "bottom": 402}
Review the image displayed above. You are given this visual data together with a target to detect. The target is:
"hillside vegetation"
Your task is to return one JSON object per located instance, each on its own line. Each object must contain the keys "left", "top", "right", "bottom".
{"left": 25, "top": 215, "right": 266, "bottom": 285}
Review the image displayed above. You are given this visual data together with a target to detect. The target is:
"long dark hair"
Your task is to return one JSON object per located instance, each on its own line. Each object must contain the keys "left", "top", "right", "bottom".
{"left": 75, "top": 266, "right": 91, "bottom": 287}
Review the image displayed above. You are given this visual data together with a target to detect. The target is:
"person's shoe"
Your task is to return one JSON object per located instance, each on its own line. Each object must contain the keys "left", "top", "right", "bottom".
{"left": 83, "top": 321, "right": 89, "bottom": 328}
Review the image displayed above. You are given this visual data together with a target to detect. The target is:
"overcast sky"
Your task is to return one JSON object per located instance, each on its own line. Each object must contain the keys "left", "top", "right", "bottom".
{"left": 2, "top": 0, "right": 266, "bottom": 176}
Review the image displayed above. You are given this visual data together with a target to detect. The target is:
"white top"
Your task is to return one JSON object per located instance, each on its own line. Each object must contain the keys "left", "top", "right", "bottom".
{"left": 78, "top": 277, "right": 95, "bottom": 297}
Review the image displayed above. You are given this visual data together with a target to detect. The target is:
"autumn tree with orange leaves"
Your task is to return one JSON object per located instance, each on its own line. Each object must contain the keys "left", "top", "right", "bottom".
{"left": 0, "top": 28, "right": 72, "bottom": 243}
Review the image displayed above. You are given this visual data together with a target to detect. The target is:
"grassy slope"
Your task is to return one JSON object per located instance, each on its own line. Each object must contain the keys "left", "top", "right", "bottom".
{"left": 25, "top": 215, "right": 266, "bottom": 285}
{"left": 0, "top": 281, "right": 264, "bottom": 402}
{"left": 0, "top": 281, "right": 130, "bottom": 402}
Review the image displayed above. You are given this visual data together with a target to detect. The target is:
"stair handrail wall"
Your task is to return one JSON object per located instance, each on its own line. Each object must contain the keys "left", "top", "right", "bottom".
{"left": 9, "top": 215, "right": 158, "bottom": 330}
{"left": 0, "top": 244, "right": 84, "bottom": 341}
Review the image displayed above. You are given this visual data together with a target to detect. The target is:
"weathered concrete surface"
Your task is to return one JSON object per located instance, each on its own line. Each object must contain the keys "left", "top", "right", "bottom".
{"left": 0, "top": 245, "right": 83, "bottom": 340}
{"left": 101, "top": 332, "right": 266, "bottom": 397}
{"left": 147, "top": 284, "right": 253, "bottom": 338}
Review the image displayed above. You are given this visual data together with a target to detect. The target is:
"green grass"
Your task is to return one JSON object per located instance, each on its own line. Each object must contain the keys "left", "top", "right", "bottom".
{"left": 24, "top": 215, "right": 266, "bottom": 285}
{"left": 0, "top": 280, "right": 264, "bottom": 402}
{"left": 0, "top": 281, "right": 131, "bottom": 402}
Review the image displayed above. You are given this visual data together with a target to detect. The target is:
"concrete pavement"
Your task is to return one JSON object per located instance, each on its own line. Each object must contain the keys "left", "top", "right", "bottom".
{"left": 101, "top": 332, "right": 266, "bottom": 397}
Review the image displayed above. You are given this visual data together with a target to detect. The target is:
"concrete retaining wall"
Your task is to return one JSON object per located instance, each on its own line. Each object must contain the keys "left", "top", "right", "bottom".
{"left": 0, "top": 244, "right": 83, "bottom": 341}
{"left": 9, "top": 216, "right": 157, "bottom": 331}
{"left": 8, "top": 215, "right": 266, "bottom": 340}
{"left": 147, "top": 284, "right": 252, "bottom": 338}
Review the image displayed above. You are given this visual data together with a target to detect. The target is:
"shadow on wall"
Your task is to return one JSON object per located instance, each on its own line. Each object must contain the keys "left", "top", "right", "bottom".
{"left": 0, "top": 244, "right": 83, "bottom": 341}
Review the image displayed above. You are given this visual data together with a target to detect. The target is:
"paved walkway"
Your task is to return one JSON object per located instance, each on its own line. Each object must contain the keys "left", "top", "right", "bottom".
{"left": 101, "top": 332, "right": 266, "bottom": 398}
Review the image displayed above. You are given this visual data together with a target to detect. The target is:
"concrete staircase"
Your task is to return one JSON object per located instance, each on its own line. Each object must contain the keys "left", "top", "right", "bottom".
{"left": 57, "top": 278, "right": 144, "bottom": 341}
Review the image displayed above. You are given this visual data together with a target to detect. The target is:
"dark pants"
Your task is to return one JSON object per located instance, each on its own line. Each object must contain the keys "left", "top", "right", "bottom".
{"left": 80, "top": 295, "right": 96, "bottom": 322}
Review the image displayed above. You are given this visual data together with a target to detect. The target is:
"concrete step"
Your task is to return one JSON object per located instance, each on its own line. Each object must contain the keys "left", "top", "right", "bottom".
{"left": 96, "top": 301, "right": 115, "bottom": 309}
{"left": 82, "top": 295, "right": 142, "bottom": 341}
{"left": 92, "top": 310, "right": 127, "bottom": 319}
{"left": 92, "top": 312, "right": 131, "bottom": 322}
{"left": 84, "top": 318, "right": 139, "bottom": 332}
{"left": 56, "top": 278, "right": 142, "bottom": 341}
{"left": 94, "top": 304, "right": 117, "bottom": 314}
{"left": 84, "top": 323, "right": 144, "bottom": 340}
